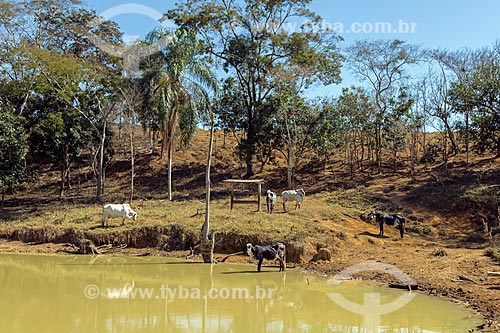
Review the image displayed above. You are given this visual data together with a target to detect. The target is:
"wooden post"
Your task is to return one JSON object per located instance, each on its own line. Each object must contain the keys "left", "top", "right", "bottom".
{"left": 230, "top": 184, "right": 235, "bottom": 210}
{"left": 224, "top": 179, "right": 265, "bottom": 212}
{"left": 257, "top": 183, "right": 262, "bottom": 212}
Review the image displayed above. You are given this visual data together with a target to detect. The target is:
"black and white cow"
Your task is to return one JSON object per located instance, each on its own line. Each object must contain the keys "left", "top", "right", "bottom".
{"left": 245, "top": 242, "right": 286, "bottom": 272}
{"left": 368, "top": 211, "right": 405, "bottom": 238}
{"left": 266, "top": 190, "right": 277, "bottom": 214}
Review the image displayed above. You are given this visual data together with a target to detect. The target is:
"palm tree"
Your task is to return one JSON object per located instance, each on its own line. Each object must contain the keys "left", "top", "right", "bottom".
{"left": 140, "top": 28, "right": 218, "bottom": 201}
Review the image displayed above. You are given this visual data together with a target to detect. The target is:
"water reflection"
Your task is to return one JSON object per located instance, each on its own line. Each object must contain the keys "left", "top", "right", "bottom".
{"left": 0, "top": 253, "right": 480, "bottom": 333}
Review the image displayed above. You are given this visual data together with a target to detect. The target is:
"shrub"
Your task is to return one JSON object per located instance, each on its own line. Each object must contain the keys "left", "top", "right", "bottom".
{"left": 485, "top": 247, "right": 500, "bottom": 263}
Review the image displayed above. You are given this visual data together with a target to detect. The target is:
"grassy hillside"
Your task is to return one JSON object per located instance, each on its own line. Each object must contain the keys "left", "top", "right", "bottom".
{"left": 0, "top": 128, "right": 499, "bottom": 258}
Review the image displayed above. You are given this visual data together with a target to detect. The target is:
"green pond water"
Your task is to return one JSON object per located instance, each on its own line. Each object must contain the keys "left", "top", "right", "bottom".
{"left": 0, "top": 253, "right": 481, "bottom": 333}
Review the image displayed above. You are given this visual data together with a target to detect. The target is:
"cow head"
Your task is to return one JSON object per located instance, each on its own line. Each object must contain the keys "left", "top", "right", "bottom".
{"left": 244, "top": 243, "right": 253, "bottom": 256}
{"left": 126, "top": 208, "right": 137, "bottom": 221}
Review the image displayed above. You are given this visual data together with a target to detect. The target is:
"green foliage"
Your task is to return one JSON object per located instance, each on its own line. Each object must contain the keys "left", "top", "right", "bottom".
{"left": 0, "top": 111, "right": 27, "bottom": 188}
{"left": 167, "top": 0, "right": 342, "bottom": 175}
{"left": 140, "top": 27, "right": 217, "bottom": 149}
{"left": 419, "top": 143, "right": 439, "bottom": 164}
{"left": 449, "top": 48, "right": 500, "bottom": 156}
{"left": 271, "top": 90, "right": 319, "bottom": 159}
{"left": 383, "top": 87, "right": 414, "bottom": 153}
{"left": 485, "top": 247, "right": 500, "bottom": 263}
{"left": 29, "top": 107, "right": 91, "bottom": 164}
{"left": 214, "top": 77, "right": 247, "bottom": 134}
{"left": 311, "top": 87, "right": 375, "bottom": 162}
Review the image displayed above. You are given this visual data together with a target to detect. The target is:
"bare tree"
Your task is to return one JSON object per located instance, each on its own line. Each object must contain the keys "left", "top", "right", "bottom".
{"left": 201, "top": 112, "right": 215, "bottom": 263}
{"left": 347, "top": 39, "right": 420, "bottom": 173}
{"left": 118, "top": 83, "right": 143, "bottom": 204}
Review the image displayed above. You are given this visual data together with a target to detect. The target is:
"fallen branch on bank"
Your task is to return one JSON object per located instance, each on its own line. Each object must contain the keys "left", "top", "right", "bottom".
{"left": 58, "top": 239, "right": 126, "bottom": 255}
{"left": 217, "top": 251, "right": 244, "bottom": 263}
{"left": 458, "top": 275, "right": 479, "bottom": 284}
{"left": 388, "top": 283, "right": 419, "bottom": 291}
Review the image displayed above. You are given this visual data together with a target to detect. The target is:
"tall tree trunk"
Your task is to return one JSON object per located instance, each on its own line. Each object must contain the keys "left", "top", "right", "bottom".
{"left": 130, "top": 130, "right": 135, "bottom": 205}
{"left": 392, "top": 148, "right": 397, "bottom": 174}
{"left": 96, "top": 122, "right": 106, "bottom": 201}
{"left": 244, "top": 109, "right": 255, "bottom": 178}
{"left": 444, "top": 121, "right": 459, "bottom": 155}
{"left": 1, "top": 186, "right": 5, "bottom": 208}
{"left": 376, "top": 123, "right": 382, "bottom": 173}
{"left": 465, "top": 109, "right": 470, "bottom": 167}
{"left": 287, "top": 146, "right": 293, "bottom": 189}
{"left": 496, "top": 138, "right": 500, "bottom": 158}
{"left": 60, "top": 151, "right": 70, "bottom": 198}
{"left": 66, "top": 164, "right": 72, "bottom": 189}
{"left": 60, "top": 165, "right": 65, "bottom": 198}
{"left": 160, "top": 130, "right": 166, "bottom": 160}
{"left": 164, "top": 108, "right": 178, "bottom": 200}
{"left": 201, "top": 114, "right": 215, "bottom": 264}
{"left": 167, "top": 138, "right": 173, "bottom": 201}
{"left": 409, "top": 131, "right": 417, "bottom": 182}
{"left": 284, "top": 110, "right": 294, "bottom": 188}
{"left": 349, "top": 144, "right": 354, "bottom": 180}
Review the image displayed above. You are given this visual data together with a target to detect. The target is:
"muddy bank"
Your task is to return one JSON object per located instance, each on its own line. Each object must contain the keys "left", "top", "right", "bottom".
{"left": 1, "top": 224, "right": 319, "bottom": 263}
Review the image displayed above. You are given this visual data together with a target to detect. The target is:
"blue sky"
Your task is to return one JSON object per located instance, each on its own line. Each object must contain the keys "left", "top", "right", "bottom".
{"left": 84, "top": 0, "right": 500, "bottom": 95}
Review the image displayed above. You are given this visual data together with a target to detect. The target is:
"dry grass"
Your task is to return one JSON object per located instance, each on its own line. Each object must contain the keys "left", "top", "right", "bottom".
{"left": 485, "top": 247, "right": 500, "bottom": 263}
{"left": 0, "top": 188, "right": 380, "bottom": 257}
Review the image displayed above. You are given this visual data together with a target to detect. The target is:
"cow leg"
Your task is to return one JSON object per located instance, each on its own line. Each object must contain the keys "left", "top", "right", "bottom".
{"left": 280, "top": 258, "right": 286, "bottom": 272}
{"left": 258, "top": 258, "right": 263, "bottom": 272}
{"left": 283, "top": 202, "right": 286, "bottom": 212}
{"left": 122, "top": 215, "right": 125, "bottom": 226}
{"left": 399, "top": 223, "right": 404, "bottom": 238}
{"left": 379, "top": 223, "right": 384, "bottom": 236}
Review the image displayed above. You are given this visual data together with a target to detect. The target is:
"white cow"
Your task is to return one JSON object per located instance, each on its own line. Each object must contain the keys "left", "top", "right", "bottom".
{"left": 102, "top": 203, "right": 137, "bottom": 227}
{"left": 282, "top": 189, "right": 305, "bottom": 212}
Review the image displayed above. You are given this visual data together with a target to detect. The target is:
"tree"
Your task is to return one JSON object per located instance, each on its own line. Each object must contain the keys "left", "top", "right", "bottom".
{"left": 201, "top": 110, "right": 216, "bottom": 264}
{"left": 21, "top": 5, "right": 122, "bottom": 200}
{"left": 167, "top": 0, "right": 342, "bottom": 177}
{"left": 0, "top": 1, "right": 123, "bottom": 200}
{"left": 118, "top": 79, "right": 144, "bottom": 204}
{"left": 0, "top": 0, "right": 82, "bottom": 115}
{"left": 140, "top": 28, "right": 218, "bottom": 201}
{"left": 449, "top": 46, "right": 500, "bottom": 157}
{"left": 29, "top": 105, "right": 90, "bottom": 197}
{"left": 214, "top": 77, "right": 247, "bottom": 149}
{"left": 0, "top": 111, "right": 27, "bottom": 206}
{"left": 269, "top": 89, "right": 317, "bottom": 188}
{"left": 427, "top": 48, "right": 485, "bottom": 164}
{"left": 346, "top": 39, "right": 419, "bottom": 173}
{"left": 334, "top": 87, "right": 375, "bottom": 177}
{"left": 382, "top": 87, "right": 414, "bottom": 173}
